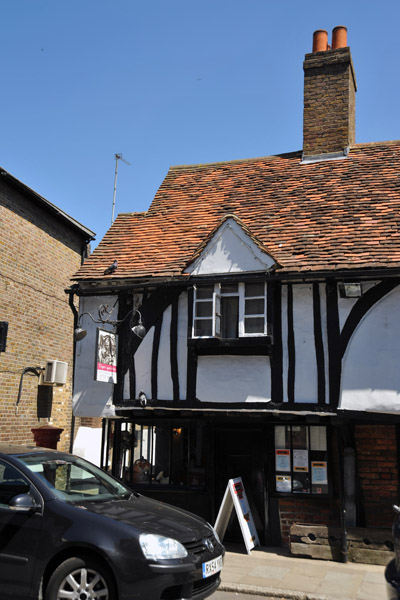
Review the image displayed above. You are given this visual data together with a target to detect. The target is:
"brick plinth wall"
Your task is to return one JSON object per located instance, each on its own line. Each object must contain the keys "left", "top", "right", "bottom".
{"left": 355, "top": 424, "right": 399, "bottom": 527}
{"left": 277, "top": 428, "right": 341, "bottom": 546}
{"left": 279, "top": 497, "right": 341, "bottom": 546}
{"left": 277, "top": 425, "right": 399, "bottom": 546}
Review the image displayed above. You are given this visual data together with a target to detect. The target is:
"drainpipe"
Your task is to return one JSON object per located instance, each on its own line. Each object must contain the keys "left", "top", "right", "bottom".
{"left": 336, "top": 426, "right": 349, "bottom": 562}
{"left": 67, "top": 289, "right": 79, "bottom": 453}
{"left": 66, "top": 238, "right": 93, "bottom": 454}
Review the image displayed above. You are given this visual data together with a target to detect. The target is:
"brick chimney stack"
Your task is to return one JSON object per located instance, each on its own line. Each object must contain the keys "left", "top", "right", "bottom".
{"left": 303, "top": 26, "right": 357, "bottom": 160}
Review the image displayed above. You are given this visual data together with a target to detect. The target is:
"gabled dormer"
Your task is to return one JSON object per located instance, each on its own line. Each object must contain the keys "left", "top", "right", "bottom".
{"left": 184, "top": 214, "right": 277, "bottom": 276}
{"left": 184, "top": 215, "right": 277, "bottom": 343}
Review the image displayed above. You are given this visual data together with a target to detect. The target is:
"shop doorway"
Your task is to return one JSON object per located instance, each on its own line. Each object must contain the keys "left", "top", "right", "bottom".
{"left": 214, "top": 427, "right": 268, "bottom": 544}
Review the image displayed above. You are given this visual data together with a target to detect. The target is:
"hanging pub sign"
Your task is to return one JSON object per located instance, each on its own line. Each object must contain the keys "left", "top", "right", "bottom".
{"left": 95, "top": 328, "right": 117, "bottom": 383}
{"left": 214, "top": 477, "right": 260, "bottom": 554}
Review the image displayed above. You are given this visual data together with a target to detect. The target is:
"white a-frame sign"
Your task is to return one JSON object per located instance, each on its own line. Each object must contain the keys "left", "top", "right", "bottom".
{"left": 214, "top": 477, "right": 260, "bottom": 554}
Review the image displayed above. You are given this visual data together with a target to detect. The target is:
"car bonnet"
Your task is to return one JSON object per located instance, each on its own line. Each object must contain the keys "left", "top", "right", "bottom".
{"left": 76, "top": 493, "right": 210, "bottom": 543}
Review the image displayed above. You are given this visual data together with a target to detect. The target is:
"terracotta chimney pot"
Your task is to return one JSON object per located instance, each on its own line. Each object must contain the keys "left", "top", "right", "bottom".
{"left": 332, "top": 26, "right": 347, "bottom": 49}
{"left": 312, "top": 29, "right": 328, "bottom": 53}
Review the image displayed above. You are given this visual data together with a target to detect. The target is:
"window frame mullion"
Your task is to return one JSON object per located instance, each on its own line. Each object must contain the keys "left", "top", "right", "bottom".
{"left": 213, "top": 283, "right": 221, "bottom": 337}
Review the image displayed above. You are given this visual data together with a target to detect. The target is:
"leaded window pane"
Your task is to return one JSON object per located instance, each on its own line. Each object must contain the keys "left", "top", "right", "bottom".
{"left": 244, "top": 317, "right": 264, "bottom": 333}
{"left": 194, "top": 319, "right": 213, "bottom": 337}
{"left": 195, "top": 302, "right": 213, "bottom": 317}
{"left": 245, "top": 282, "right": 264, "bottom": 297}
{"left": 245, "top": 298, "right": 265, "bottom": 315}
{"left": 196, "top": 286, "right": 214, "bottom": 299}
{"left": 221, "top": 283, "right": 238, "bottom": 294}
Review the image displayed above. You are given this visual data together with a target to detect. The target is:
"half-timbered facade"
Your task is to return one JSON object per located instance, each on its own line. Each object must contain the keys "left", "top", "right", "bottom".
{"left": 70, "top": 27, "right": 400, "bottom": 553}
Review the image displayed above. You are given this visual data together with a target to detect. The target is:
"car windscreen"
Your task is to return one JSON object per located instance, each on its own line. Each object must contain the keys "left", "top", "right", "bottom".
{"left": 15, "top": 453, "right": 132, "bottom": 502}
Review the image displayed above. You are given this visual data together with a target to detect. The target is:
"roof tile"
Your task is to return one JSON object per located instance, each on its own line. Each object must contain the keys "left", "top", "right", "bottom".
{"left": 74, "top": 141, "right": 400, "bottom": 281}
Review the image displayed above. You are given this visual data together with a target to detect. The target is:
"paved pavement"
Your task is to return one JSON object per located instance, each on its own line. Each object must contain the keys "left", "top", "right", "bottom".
{"left": 218, "top": 543, "right": 388, "bottom": 599}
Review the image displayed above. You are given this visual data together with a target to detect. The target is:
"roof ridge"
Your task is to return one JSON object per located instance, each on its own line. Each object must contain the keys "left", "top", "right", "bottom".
{"left": 166, "top": 140, "right": 400, "bottom": 172}
{"left": 114, "top": 211, "right": 147, "bottom": 217}
{"left": 351, "top": 139, "right": 400, "bottom": 148}
{"left": 168, "top": 150, "right": 303, "bottom": 171}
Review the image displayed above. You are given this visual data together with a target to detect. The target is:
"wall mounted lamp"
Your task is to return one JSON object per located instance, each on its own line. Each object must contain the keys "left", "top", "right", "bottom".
{"left": 74, "top": 304, "right": 146, "bottom": 341}
{"left": 339, "top": 283, "right": 363, "bottom": 298}
{"left": 138, "top": 391, "right": 147, "bottom": 408}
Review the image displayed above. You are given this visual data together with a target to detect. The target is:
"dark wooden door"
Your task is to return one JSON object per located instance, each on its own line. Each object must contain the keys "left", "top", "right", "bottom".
{"left": 214, "top": 427, "right": 268, "bottom": 544}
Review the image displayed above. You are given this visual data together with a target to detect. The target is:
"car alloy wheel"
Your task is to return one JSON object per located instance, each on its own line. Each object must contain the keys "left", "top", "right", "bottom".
{"left": 45, "top": 557, "right": 115, "bottom": 600}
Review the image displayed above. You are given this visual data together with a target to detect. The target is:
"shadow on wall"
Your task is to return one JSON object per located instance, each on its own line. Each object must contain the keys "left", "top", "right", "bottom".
{"left": 72, "top": 386, "right": 115, "bottom": 418}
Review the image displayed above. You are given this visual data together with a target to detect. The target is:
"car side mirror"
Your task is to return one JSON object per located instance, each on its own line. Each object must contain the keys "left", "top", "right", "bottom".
{"left": 9, "top": 493, "right": 40, "bottom": 513}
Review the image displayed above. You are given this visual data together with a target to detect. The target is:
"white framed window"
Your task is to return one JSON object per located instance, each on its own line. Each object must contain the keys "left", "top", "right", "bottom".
{"left": 192, "top": 282, "right": 267, "bottom": 338}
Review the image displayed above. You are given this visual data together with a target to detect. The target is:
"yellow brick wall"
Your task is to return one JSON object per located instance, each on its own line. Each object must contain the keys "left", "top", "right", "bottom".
{"left": 0, "top": 178, "right": 97, "bottom": 452}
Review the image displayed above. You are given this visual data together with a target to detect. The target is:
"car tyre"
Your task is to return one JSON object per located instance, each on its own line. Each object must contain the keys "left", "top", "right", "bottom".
{"left": 44, "top": 556, "right": 116, "bottom": 600}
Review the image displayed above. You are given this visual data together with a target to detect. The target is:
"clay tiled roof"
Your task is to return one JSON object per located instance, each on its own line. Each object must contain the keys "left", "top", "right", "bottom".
{"left": 74, "top": 140, "right": 400, "bottom": 281}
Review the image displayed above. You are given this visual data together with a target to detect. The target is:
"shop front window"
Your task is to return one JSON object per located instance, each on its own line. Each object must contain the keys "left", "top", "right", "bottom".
{"left": 274, "top": 425, "right": 329, "bottom": 495}
{"left": 127, "top": 422, "right": 206, "bottom": 488}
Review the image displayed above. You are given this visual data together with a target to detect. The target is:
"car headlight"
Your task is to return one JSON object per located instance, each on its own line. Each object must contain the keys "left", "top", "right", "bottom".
{"left": 139, "top": 533, "right": 188, "bottom": 560}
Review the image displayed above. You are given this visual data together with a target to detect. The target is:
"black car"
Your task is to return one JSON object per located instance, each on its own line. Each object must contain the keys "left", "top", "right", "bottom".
{"left": 0, "top": 445, "right": 224, "bottom": 600}
{"left": 386, "top": 505, "right": 400, "bottom": 599}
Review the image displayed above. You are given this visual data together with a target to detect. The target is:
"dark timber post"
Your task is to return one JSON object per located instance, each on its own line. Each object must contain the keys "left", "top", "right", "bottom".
{"left": 336, "top": 426, "right": 349, "bottom": 562}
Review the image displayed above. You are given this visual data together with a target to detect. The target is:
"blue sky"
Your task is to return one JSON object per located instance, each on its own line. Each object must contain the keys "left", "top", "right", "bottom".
{"left": 1, "top": 1, "right": 399, "bottom": 247}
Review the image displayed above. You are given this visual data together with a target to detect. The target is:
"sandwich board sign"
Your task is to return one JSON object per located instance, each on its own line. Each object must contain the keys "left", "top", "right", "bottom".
{"left": 214, "top": 477, "right": 260, "bottom": 554}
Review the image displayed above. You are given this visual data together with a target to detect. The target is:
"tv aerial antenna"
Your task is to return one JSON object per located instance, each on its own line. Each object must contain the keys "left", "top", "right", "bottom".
{"left": 111, "top": 153, "right": 131, "bottom": 224}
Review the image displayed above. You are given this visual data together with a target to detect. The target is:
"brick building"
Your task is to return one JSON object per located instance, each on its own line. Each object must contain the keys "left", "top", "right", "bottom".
{"left": 70, "top": 27, "right": 400, "bottom": 561}
{"left": 0, "top": 168, "right": 94, "bottom": 451}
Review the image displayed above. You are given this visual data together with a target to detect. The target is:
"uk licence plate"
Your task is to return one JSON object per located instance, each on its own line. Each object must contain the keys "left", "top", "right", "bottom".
{"left": 202, "top": 555, "right": 223, "bottom": 578}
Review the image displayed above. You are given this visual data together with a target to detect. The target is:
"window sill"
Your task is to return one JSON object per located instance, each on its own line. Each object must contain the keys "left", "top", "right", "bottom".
{"left": 188, "top": 336, "right": 273, "bottom": 355}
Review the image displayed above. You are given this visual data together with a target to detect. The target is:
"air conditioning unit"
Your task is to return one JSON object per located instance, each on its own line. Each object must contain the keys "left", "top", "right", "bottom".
{"left": 43, "top": 360, "right": 68, "bottom": 385}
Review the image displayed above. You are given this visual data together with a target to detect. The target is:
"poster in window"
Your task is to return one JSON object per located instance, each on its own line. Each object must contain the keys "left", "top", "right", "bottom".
{"left": 95, "top": 329, "right": 117, "bottom": 383}
{"left": 276, "top": 475, "right": 291, "bottom": 492}
{"left": 293, "top": 449, "right": 309, "bottom": 472}
{"left": 311, "top": 461, "right": 328, "bottom": 485}
{"left": 275, "top": 449, "right": 290, "bottom": 472}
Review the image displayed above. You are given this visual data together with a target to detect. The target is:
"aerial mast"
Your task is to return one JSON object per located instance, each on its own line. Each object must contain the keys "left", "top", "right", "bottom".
{"left": 111, "top": 153, "right": 131, "bottom": 224}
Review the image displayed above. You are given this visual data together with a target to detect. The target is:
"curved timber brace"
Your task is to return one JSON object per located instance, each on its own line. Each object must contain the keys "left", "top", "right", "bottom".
{"left": 328, "top": 278, "right": 400, "bottom": 408}
{"left": 115, "top": 286, "right": 186, "bottom": 404}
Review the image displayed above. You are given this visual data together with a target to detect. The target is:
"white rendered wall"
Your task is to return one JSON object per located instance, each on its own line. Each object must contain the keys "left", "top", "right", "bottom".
{"left": 177, "top": 292, "right": 188, "bottom": 399}
{"left": 157, "top": 305, "right": 173, "bottom": 400}
{"left": 73, "top": 285, "right": 400, "bottom": 413}
{"left": 72, "top": 426, "right": 103, "bottom": 465}
{"left": 131, "top": 326, "right": 154, "bottom": 401}
{"left": 196, "top": 355, "right": 271, "bottom": 403}
{"left": 340, "top": 287, "right": 400, "bottom": 414}
{"left": 132, "top": 292, "right": 188, "bottom": 401}
{"left": 292, "top": 285, "right": 319, "bottom": 403}
{"left": 73, "top": 295, "right": 116, "bottom": 417}
{"left": 281, "top": 283, "right": 355, "bottom": 405}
